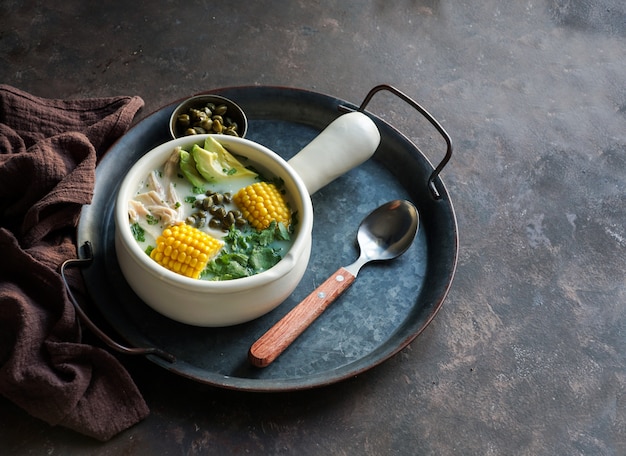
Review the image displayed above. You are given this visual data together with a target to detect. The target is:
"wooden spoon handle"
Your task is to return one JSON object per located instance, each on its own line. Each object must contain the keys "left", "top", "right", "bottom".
{"left": 248, "top": 267, "right": 356, "bottom": 367}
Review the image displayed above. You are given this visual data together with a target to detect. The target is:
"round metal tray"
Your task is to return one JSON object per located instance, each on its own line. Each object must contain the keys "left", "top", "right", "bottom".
{"left": 76, "top": 85, "right": 458, "bottom": 391}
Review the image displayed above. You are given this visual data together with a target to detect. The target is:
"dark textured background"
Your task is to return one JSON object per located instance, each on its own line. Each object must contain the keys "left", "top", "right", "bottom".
{"left": 1, "top": 0, "right": 625, "bottom": 454}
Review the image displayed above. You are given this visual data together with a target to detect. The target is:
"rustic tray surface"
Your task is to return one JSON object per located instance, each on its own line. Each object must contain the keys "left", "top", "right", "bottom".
{"left": 77, "top": 86, "right": 458, "bottom": 391}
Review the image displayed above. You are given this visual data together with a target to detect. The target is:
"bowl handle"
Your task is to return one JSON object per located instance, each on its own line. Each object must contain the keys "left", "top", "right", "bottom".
{"left": 287, "top": 111, "right": 381, "bottom": 195}
{"left": 60, "top": 241, "right": 176, "bottom": 363}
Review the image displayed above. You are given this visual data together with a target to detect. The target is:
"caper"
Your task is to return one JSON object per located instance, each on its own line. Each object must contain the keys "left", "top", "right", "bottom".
{"left": 213, "top": 193, "right": 224, "bottom": 205}
{"left": 223, "top": 192, "right": 232, "bottom": 203}
{"left": 189, "top": 109, "right": 202, "bottom": 121}
{"left": 224, "top": 211, "right": 236, "bottom": 227}
{"left": 189, "top": 215, "right": 202, "bottom": 227}
{"left": 208, "top": 204, "right": 221, "bottom": 215}
{"left": 200, "top": 119, "right": 213, "bottom": 131}
{"left": 212, "top": 119, "right": 223, "bottom": 133}
{"left": 177, "top": 114, "right": 190, "bottom": 129}
{"left": 176, "top": 100, "right": 241, "bottom": 137}
{"left": 214, "top": 104, "right": 228, "bottom": 116}
{"left": 215, "top": 206, "right": 226, "bottom": 219}
{"left": 202, "top": 196, "right": 214, "bottom": 210}
{"left": 209, "top": 218, "right": 222, "bottom": 229}
{"left": 235, "top": 217, "right": 247, "bottom": 227}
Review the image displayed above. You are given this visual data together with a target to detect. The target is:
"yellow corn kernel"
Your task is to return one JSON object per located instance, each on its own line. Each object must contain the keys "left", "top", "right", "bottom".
{"left": 233, "top": 181, "right": 291, "bottom": 230}
{"left": 150, "top": 223, "right": 223, "bottom": 279}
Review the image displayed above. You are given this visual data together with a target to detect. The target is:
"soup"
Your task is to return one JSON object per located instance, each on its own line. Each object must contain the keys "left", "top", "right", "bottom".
{"left": 127, "top": 137, "right": 295, "bottom": 281}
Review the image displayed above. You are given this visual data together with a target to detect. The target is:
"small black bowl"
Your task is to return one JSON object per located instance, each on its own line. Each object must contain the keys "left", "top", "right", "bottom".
{"left": 169, "top": 94, "right": 248, "bottom": 139}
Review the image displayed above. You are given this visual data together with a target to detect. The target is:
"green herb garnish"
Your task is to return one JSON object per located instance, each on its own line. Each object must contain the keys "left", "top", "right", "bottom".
{"left": 131, "top": 223, "right": 145, "bottom": 242}
{"left": 201, "top": 222, "right": 290, "bottom": 281}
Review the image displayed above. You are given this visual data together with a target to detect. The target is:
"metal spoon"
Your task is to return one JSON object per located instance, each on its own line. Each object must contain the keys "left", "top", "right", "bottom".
{"left": 248, "top": 199, "right": 419, "bottom": 367}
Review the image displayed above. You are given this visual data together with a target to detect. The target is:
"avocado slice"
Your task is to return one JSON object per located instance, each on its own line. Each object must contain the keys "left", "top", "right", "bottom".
{"left": 178, "top": 147, "right": 206, "bottom": 188}
{"left": 191, "top": 136, "right": 258, "bottom": 182}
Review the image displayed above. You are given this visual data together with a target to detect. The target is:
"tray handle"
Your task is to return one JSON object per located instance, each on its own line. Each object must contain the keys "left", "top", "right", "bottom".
{"left": 60, "top": 241, "right": 176, "bottom": 363}
{"left": 340, "top": 84, "right": 453, "bottom": 200}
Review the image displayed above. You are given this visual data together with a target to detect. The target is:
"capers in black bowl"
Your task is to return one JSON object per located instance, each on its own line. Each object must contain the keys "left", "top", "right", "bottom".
{"left": 169, "top": 94, "right": 248, "bottom": 139}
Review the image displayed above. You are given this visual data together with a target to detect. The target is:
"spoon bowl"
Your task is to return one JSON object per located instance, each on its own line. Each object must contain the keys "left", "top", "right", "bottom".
{"left": 249, "top": 199, "right": 419, "bottom": 367}
{"left": 346, "top": 200, "right": 419, "bottom": 275}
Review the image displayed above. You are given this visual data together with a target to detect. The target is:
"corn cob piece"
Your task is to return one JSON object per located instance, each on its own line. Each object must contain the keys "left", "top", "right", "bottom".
{"left": 150, "top": 223, "right": 223, "bottom": 279}
{"left": 233, "top": 181, "right": 291, "bottom": 230}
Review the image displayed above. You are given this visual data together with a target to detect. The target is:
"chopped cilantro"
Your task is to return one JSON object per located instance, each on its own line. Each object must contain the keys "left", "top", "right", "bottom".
{"left": 277, "top": 220, "right": 291, "bottom": 238}
{"left": 246, "top": 167, "right": 286, "bottom": 191}
{"left": 288, "top": 211, "right": 299, "bottom": 234}
{"left": 145, "top": 245, "right": 154, "bottom": 256}
{"left": 270, "top": 176, "right": 286, "bottom": 191}
{"left": 248, "top": 246, "right": 282, "bottom": 271}
{"left": 184, "top": 196, "right": 197, "bottom": 204}
{"left": 202, "top": 222, "right": 290, "bottom": 281}
{"left": 131, "top": 223, "right": 145, "bottom": 242}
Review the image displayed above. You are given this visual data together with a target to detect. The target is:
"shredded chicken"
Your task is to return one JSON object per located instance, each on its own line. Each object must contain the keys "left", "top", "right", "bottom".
{"left": 163, "top": 148, "right": 181, "bottom": 181}
{"left": 128, "top": 148, "right": 186, "bottom": 240}
{"left": 128, "top": 200, "right": 150, "bottom": 223}
{"left": 146, "top": 171, "right": 163, "bottom": 195}
{"left": 167, "top": 182, "right": 183, "bottom": 219}
{"left": 135, "top": 190, "right": 165, "bottom": 207}
{"left": 148, "top": 205, "right": 179, "bottom": 226}
{"left": 127, "top": 200, "right": 163, "bottom": 239}
{"left": 131, "top": 191, "right": 179, "bottom": 225}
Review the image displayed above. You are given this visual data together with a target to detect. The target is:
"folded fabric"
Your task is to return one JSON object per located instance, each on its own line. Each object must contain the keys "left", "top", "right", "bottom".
{"left": 0, "top": 85, "right": 149, "bottom": 441}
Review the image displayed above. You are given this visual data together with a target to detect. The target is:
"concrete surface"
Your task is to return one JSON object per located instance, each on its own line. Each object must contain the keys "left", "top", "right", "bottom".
{"left": 1, "top": 0, "right": 625, "bottom": 454}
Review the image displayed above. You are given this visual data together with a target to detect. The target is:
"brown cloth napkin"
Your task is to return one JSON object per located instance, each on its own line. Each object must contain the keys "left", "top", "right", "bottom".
{"left": 0, "top": 85, "right": 149, "bottom": 441}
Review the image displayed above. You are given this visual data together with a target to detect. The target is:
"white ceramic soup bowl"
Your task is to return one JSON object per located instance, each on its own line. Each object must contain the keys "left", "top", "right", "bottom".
{"left": 114, "top": 112, "right": 380, "bottom": 326}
